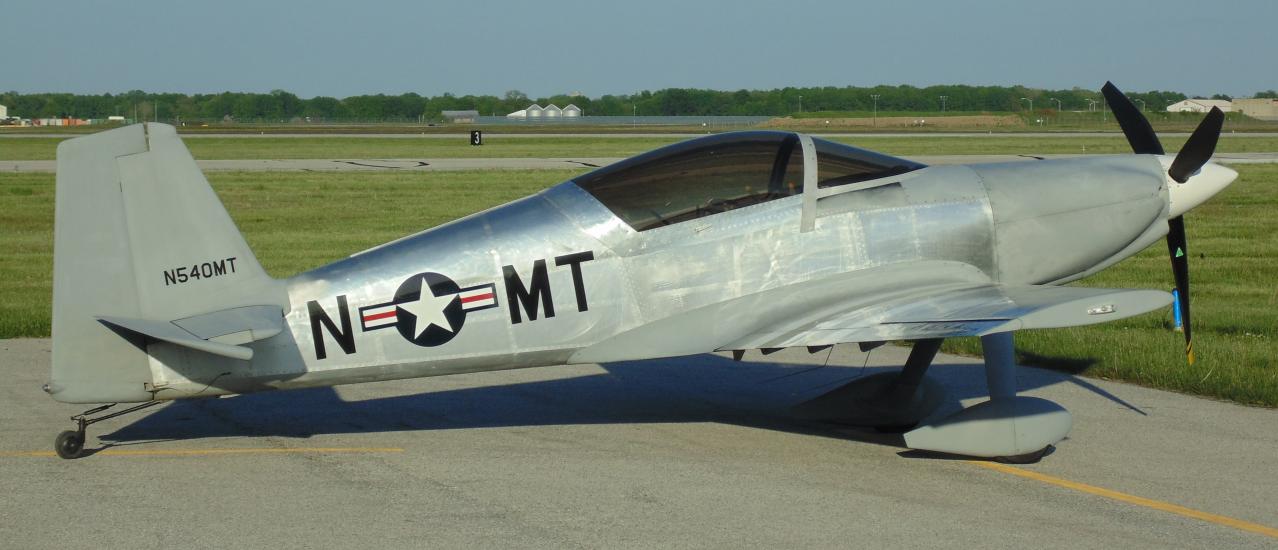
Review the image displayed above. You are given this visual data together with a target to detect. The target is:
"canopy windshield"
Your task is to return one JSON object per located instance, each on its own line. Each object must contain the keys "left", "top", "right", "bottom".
{"left": 575, "top": 131, "right": 923, "bottom": 231}
{"left": 810, "top": 137, "right": 925, "bottom": 188}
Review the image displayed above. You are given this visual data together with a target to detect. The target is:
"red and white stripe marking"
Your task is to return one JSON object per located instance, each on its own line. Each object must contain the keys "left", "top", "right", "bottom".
{"left": 360, "top": 303, "right": 398, "bottom": 330}
{"left": 458, "top": 284, "right": 497, "bottom": 311}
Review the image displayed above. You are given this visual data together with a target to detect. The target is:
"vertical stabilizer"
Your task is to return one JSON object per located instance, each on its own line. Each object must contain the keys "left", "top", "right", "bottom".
{"left": 50, "top": 124, "right": 287, "bottom": 403}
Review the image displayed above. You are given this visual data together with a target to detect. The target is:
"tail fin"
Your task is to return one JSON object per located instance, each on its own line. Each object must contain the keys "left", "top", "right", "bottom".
{"left": 50, "top": 124, "right": 287, "bottom": 403}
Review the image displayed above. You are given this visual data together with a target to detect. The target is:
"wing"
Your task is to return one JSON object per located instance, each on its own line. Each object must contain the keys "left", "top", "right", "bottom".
{"left": 719, "top": 283, "right": 1172, "bottom": 351}
{"left": 569, "top": 260, "right": 1172, "bottom": 363}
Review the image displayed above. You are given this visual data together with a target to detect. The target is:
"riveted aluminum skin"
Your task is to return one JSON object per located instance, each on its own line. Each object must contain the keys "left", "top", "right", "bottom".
{"left": 162, "top": 163, "right": 988, "bottom": 395}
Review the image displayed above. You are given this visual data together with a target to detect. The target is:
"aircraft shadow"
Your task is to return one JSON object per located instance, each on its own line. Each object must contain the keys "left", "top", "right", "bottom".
{"left": 102, "top": 352, "right": 1142, "bottom": 449}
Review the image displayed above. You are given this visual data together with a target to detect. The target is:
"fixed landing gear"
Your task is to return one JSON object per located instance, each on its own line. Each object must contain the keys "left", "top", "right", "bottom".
{"left": 903, "top": 332, "right": 1072, "bottom": 461}
{"left": 54, "top": 430, "right": 85, "bottom": 459}
{"left": 793, "top": 339, "right": 946, "bottom": 430}
{"left": 54, "top": 401, "right": 161, "bottom": 459}
{"left": 790, "top": 334, "right": 1068, "bottom": 461}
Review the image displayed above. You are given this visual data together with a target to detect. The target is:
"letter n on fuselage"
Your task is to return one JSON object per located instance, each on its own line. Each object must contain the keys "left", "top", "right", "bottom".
{"left": 307, "top": 296, "right": 355, "bottom": 360}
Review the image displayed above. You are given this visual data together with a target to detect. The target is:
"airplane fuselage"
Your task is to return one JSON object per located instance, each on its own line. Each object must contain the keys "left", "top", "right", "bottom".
{"left": 47, "top": 88, "right": 1237, "bottom": 461}
{"left": 145, "top": 154, "right": 1170, "bottom": 398}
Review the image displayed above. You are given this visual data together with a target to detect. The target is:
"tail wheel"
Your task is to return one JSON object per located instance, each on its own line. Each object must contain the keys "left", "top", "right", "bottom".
{"left": 55, "top": 430, "right": 86, "bottom": 459}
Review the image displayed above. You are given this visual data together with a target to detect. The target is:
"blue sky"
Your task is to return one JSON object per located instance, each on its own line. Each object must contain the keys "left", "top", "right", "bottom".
{"left": 4, "top": 0, "right": 1274, "bottom": 98}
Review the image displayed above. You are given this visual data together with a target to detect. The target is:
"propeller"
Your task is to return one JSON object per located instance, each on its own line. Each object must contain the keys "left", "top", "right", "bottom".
{"left": 1166, "top": 217, "right": 1192, "bottom": 363}
{"left": 1101, "top": 82, "right": 1164, "bottom": 155}
{"left": 1101, "top": 82, "right": 1226, "bottom": 364}
{"left": 1169, "top": 107, "right": 1225, "bottom": 184}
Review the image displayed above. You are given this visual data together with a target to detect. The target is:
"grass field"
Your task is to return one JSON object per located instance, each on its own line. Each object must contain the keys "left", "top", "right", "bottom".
{"left": 1, "top": 165, "right": 1274, "bottom": 407}
{"left": 791, "top": 110, "right": 1278, "bottom": 132}
{"left": 4, "top": 135, "right": 1278, "bottom": 161}
{"left": 5, "top": 111, "right": 1272, "bottom": 136}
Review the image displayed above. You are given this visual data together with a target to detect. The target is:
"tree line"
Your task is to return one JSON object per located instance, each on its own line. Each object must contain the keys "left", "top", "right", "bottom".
{"left": 3, "top": 85, "right": 1271, "bottom": 123}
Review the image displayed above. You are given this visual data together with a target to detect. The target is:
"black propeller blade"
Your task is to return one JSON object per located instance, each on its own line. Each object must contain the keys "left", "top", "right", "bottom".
{"left": 1169, "top": 107, "right": 1225, "bottom": 183}
{"left": 1101, "top": 81, "right": 1164, "bottom": 155}
{"left": 1101, "top": 82, "right": 1223, "bottom": 365}
{"left": 1163, "top": 108, "right": 1226, "bottom": 365}
{"left": 1166, "top": 217, "right": 1193, "bottom": 364}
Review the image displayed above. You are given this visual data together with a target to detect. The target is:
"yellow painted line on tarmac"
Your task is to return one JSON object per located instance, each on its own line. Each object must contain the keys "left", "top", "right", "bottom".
{"left": 0, "top": 447, "right": 404, "bottom": 458}
{"left": 970, "top": 460, "right": 1278, "bottom": 540}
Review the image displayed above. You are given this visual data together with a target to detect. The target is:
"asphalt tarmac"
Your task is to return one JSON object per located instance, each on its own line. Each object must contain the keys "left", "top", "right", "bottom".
{"left": 2, "top": 339, "right": 1275, "bottom": 548}
{"left": 4, "top": 153, "right": 1277, "bottom": 174}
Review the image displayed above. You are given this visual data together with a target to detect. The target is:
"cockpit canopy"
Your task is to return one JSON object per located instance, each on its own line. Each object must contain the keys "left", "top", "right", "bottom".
{"left": 574, "top": 131, "right": 924, "bottom": 231}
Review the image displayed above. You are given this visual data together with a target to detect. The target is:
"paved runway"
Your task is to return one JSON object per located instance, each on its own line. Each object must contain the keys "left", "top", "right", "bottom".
{"left": 2, "top": 339, "right": 1275, "bottom": 548}
{"left": 4, "top": 153, "right": 1277, "bottom": 174}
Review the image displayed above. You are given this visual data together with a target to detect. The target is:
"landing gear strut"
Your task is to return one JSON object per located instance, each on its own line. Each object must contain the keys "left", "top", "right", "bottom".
{"left": 792, "top": 338, "right": 946, "bottom": 429}
{"left": 54, "top": 401, "right": 161, "bottom": 459}
{"left": 903, "top": 332, "right": 1072, "bottom": 462}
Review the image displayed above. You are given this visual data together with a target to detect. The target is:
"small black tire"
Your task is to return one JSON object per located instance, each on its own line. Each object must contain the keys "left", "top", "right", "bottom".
{"left": 55, "top": 430, "right": 85, "bottom": 459}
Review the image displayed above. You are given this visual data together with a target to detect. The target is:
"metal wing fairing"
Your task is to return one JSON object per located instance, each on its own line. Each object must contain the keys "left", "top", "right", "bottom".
{"left": 721, "top": 280, "right": 1173, "bottom": 350}
{"left": 570, "top": 259, "right": 1171, "bottom": 364}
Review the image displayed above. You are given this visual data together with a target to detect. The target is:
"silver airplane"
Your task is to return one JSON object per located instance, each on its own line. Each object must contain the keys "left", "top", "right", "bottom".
{"left": 46, "top": 83, "right": 1233, "bottom": 461}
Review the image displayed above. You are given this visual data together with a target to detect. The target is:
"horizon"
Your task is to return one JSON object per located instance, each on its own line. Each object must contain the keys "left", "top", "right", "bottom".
{"left": 5, "top": 83, "right": 1271, "bottom": 102}
{"left": 3, "top": 0, "right": 1274, "bottom": 99}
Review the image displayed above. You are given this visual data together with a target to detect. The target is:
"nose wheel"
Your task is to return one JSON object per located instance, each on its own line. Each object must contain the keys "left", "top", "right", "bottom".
{"left": 53, "top": 401, "right": 162, "bottom": 459}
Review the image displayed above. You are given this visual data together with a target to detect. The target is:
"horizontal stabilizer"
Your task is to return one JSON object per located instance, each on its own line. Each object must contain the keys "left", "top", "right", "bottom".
{"left": 98, "top": 316, "right": 254, "bottom": 360}
{"left": 97, "top": 305, "right": 284, "bottom": 361}
{"left": 171, "top": 305, "right": 285, "bottom": 345}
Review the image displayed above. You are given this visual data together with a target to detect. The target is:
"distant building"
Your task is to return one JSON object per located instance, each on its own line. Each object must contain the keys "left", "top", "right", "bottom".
{"left": 1232, "top": 98, "right": 1278, "bottom": 121}
{"left": 0, "top": 104, "right": 7, "bottom": 119}
{"left": 34, "top": 118, "right": 90, "bottom": 127}
{"left": 441, "top": 110, "right": 480, "bottom": 123}
{"left": 1166, "top": 99, "right": 1233, "bottom": 113}
{"left": 507, "top": 104, "right": 542, "bottom": 119}
{"left": 507, "top": 103, "right": 584, "bottom": 119}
